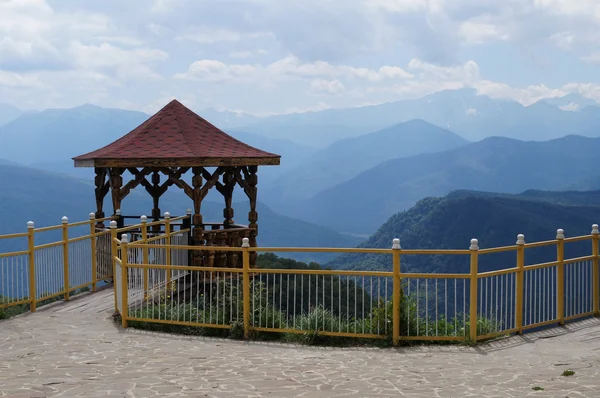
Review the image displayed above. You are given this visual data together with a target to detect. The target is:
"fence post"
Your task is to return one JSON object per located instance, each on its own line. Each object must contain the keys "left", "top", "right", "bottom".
{"left": 116, "top": 209, "right": 123, "bottom": 228}
{"left": 469, "top": 238, "right": 479, "bottom": 343}
{"left": 184, "top": 209, "right": 192, "bottom": 265}
{"left": 27, "top": 221, "right": 36, "bottom": 312}
{"left": 242, "top": 237, "right": 251, "bottom": 339}
{"left": 391, "top": 238, "right": 401, "bottom": 346}
{"left": 110, "top": 220, "right": 118, "bottom": 312}
{"left": 557, "top": 229, "right": 565, "bottom": 325}
{"left": 90, "top": 213, "right": 97, "bottom": 292}
{"left": 121, "top": 233, "right": 129, "bottom": 328}
{"left": 62, "top": 216, "right": 70, "bottom": 301}
{"left": 164, "top": 212, "right": 172, "bottom": 282}
{"left": 141, "top": 215, "right": 149, "bottom": 293}
{"left": 592, "top": 224, "right": 599, "bottom": 316}
{"left": 515, "top": 234, "right": 525, "bottom": 334}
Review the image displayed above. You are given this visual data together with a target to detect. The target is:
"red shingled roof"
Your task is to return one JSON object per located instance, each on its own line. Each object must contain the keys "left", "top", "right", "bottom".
{"left": 73, "top": 99, "right": 280, "bottom": 167}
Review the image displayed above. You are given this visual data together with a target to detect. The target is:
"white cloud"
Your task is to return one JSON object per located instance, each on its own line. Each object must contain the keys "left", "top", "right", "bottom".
{"left": 1, "top": 0, "right": 599, "bottom": 115}
{"left": 229, "top": 49, "right": 268, "bottom": 59}
{"left": 581, "top": 53, "right": 600, "bottom": 64}
{"left": 176, "top": 55, "right": 414, "bottom": 84}
{"left": 176, "top": 28, "right": 272, "bottom": 44}
{"left": 458, "top": 21, "right": 510, "bottom": 44}
{"left": 68, "top": 42, "right": 168, "bottom": 80}
{"left": 309, "top": 79, "right": 346, "bottom": 95}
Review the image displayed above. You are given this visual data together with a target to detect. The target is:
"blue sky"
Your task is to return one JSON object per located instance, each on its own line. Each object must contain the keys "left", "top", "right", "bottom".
{"left": 1, "top": 0, "right": 599, "bottom": 115}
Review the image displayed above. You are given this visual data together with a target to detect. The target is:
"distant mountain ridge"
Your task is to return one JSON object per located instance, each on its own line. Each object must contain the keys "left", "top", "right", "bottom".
{"left": 262, "top": 119, "right": 468, "bottom": 204}
{"left": 226, "top": 89, "right": 600, "bottom": 145}
{"left": 0, "top": 163, "right": 361, "bottom": 263}
{"left": 326, "top": 190, "right": 600, "bottom": 274}
{"left": 289, "top": 134, "right": 600, "bottom": 234}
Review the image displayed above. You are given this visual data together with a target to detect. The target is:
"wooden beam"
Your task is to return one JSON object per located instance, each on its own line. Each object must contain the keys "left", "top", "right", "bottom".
{"left": 74, "top": 156, "right": 280, "bottom": 168}
{"left": 119, "top": 167, "right": 152, "bottom": 199}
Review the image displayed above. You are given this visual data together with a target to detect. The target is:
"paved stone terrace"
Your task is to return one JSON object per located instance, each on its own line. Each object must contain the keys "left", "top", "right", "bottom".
{"left": 2, "top": 289, "right": 600, "bottom": 397}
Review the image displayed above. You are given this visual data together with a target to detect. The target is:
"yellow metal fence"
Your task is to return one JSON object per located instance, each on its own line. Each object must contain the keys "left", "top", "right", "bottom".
{"left": 0, "top": 211, "right": 191, "bottom": 315}
{"left": 0, "top": 213, "right": 115, "bottom": 313}
{"left": 114, "top": 224, "right": 600, "bottom": 345}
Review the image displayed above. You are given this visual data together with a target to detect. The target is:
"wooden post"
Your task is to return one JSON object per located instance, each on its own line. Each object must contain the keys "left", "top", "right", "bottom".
{"left": 592, "top": 224, "right": 599, "bottom": 316}
{"left": 515, "top": 234, "right": 525, "bottom": 334}
{"left": 246, "top": 166, "right": 258, "bottom": 267}
{"left": 164, "top": 212, "right": 171, "bottom": 282}
{"left": 392, "top": 238, "right": 401, "bottom": 346}
{"left": 27, "top": 221, "right": 36, "bottom": 312}
{"left": 121, "top": 233, "right": 129, "bottom": 328}
{"left": 62, "top": 216, "right": 70, "bottom": 301}
{"left": 90, "top": 213, "right": 98, "bottom": 292}
{"left": 469, "top": 238, "right": 479, "bottom": 343}
{"left": 109, "top": 167, "right": 123, "bottom": 219}
{"left": 191, "top": 167, "right": 204, "bottom": 266}
{"left": 242, "top": 237, "right": 251, "bottom": 338}
{"left": 557, "top": 229, "right": 565, "bottom": 325}
{"left": 94, "top": 167, "right": 109, "bottom": 229}
{"left": 184, "top": 209, "right": 192, "bottom": 266}
{"left": 110, "top": 220, "right": 118, "bottom": 313}
{"left": 141, "top": 215, "right": 149, "bottom": 293}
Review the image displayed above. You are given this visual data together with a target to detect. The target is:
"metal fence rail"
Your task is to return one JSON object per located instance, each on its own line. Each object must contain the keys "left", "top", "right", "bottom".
{"left": 0, "top": 211, "right": 195, "bottom": 314}
{"left": 114, "top": 225, "right": 600, "bottom": 345}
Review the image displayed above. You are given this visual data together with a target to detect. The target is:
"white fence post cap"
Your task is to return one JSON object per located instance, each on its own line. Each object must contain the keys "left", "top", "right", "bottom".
{"left": 516, "top": 234, "right": 525, "bottom": 245}
{"left": 392, "top": 238, "right": 401, "bottom": 249}
{"left": 61, "top": 216, "right": 68, "bottom": 224}
{"left": 241, "top": 237, "right": 250, "bottom": 248}
{"left": 121, "top": 233, "right": 129, "bottom": 243}
{"left": 27, "top": 221, "right": 34, "bottom": 229}
{"left": 556, "top": 229, "right": 565, "bottom": 239}
{"left": 140, "top": 215, "right": 147, "bottom": 223}
{"left": 115, "top": 209, "right": 121, "bottom": 216}
{"left": 186, "top": 208, "right": 192, "bottom": 215}
{"left": 109, "top": 220, "right": 117, "bottom": 229}
{"left": 164, "top": 211, "right": 171, "bottom": 219}
{"left": 89, "top": 213, "right": 95, "bottom": 220}
{"left": 470, "top": 239, "right": 479, "bottom": 250}
{"left": 592, "top": 224, "right": 599, "bottom": 235}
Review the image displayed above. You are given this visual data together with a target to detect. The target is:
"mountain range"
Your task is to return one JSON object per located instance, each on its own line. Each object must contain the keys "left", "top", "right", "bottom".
{"left": 290, "top": 134, "right": 600, "bottom": 234}
{"left": 261, "top": 120, "right": 468, "bottom": 203}
{"left": 211, "top": 89, "right": 600, "bottom": 146}
{"left": 3, "top": 89, "right": 600, "bottom": 238}
{"left": 0, "top": 163, "right": 360, "bottom": 263}
{"left": 326, "top": 189, "right": 600, "bottom": 274}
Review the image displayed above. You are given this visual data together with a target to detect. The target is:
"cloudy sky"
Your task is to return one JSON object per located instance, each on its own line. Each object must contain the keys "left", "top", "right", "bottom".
{"left": 1, "top": 0, "right": 599, "bottom": 115}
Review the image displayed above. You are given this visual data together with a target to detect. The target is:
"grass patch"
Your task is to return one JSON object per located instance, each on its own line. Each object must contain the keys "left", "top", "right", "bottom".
{"left": 532, "top": 386, "right": 544, "bottom": 391}
{"left": 119, "top": 280, "right": 502, "bottom": 347}
{"left": 562, "top": 370, "right": 575, "bottom": 377}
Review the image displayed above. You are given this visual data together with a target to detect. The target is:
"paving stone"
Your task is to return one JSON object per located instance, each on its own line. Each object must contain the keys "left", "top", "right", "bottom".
{"left": 2, "top": 292, "right": 600, "bottom": 397}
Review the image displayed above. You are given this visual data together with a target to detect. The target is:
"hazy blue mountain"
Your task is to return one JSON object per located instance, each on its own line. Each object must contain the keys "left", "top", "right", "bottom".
{"left": 541, "top": 93, "right": 599, "bottom": 111}
{"left": 197, "top": 108, "right": 260, "bottom": 129}
{"left": 0, "top": 106, "right": 314, "bottom": 187}
{"left": 326, "top": 190, "right": 600, "bottom": 274}
{"left": 225, "top": 131, "right": 317, "bottom": 185}
{"left": 227, "top": 89, "right": 600, "bottom": 144}
{"left": 0, "top": 163, "right": 360, "bottom": 263}
{"left": 0, "top": 104, "right": 150, "bottom": 165}
{"left": 0, "top": 103, "right": 24, "bottom": 127}
{"left": 262, "top": 120, "right": 468, "bottom": 204}
{"left": 563, "top": 175, "right": 600, "bottom": 191}
{"left": 290, "top": 135, "right": 600, "bottom": 234}
{"left": 230, "top": 122, "right": 370, "bottom": 148}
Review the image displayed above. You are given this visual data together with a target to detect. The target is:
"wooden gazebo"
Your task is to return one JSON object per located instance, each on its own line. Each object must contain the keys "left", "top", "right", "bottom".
{"left": 73, "top": 99, "right": 280, "bottom": 266}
